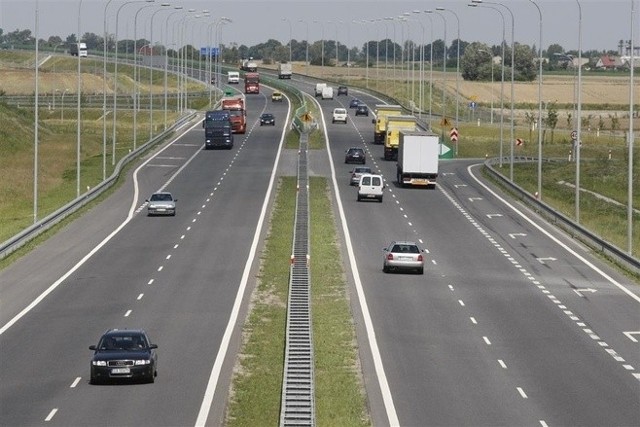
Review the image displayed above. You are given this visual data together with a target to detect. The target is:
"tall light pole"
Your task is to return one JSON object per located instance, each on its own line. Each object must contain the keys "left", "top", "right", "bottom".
{"left": 575, "top": 0, "right": 583, "bottom": 222}
{"left": 282, "top": 17, "right": 292, "bottom": 63}
{"left": 149, "top": 3, "right": 171, "bottom": 140}
{"left": 415, "top": 11, "right": 434, "bottom": 129}
{"left": 76, "top": 0, "right": 84, "bottom": 197}
{"left": 527, "top": 0, "right": 544, "bottom": 200}
{"left": 471, "top": 0, "right": 515, "bottom": 179}
{"left": 313, "top": 20, "right": 325, "bottom": 76}
{"left": 298, "top": 19, "right": 309, "bottom": 67}
{"left": 328, "top": 20, "right": 338, "bottom": 67}
{"left": 133, "top": 3, "right": 156, "bottom": 151}
{"left": 426, "top": 9, "right": 446, "bottom": 139}
{"left": 627, "top": 0, "right": 636, "bottom": 255}
{"left": 436, "top": 7, "right": 460, "bottom": 134}
{"left": 102, "top": 0, "right": 117, "bottom": 181}
{"left": 34, "top": 0, "right": 40, "bottom": 222}
{"left": 163, "top": 7, "right": 184, "bottom": 130}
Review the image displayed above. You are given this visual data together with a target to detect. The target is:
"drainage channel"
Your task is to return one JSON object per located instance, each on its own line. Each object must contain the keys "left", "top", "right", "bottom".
{"left": 279, "top": 132, "right": 315, "bottom": 426}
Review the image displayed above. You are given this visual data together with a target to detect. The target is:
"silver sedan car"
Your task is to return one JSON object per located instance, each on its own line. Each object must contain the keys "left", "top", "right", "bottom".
{"left": 146, "top": 192, "right": 177, "bottom": 216}
{"left": 382, "top": 241, "right": 425, "bottom": 274}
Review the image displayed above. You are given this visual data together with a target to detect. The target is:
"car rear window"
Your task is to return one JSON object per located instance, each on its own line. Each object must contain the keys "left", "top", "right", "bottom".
{"left": 371, "top": 176, "right": 382, "bottom": 186}
{"left": 392, "top": 244, "right": 419, "bottom": 253}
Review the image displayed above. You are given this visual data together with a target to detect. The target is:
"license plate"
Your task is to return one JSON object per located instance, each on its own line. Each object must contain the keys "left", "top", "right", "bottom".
{"left": 366, "top": 194, "right": 376, "bottom": 198}
{"left": 111, "top": 368, "right": 130, "bottom": 374}
{"left": 398, "top": 256, "right": 413, "bottom": 260}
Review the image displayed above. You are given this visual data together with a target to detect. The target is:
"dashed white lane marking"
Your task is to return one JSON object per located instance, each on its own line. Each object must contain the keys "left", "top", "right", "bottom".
{"left": 124, "top": 310, "right": 132, "bottom": 317}
{"left": 44, "top": 408, "right": 57, "bottom": 422}
{"left": 439, "top": 180, "right": 639, "bottom": 381}
{"left": 458, "top": 300, "right": 465, "bottom": 307}
{"left": 498, "top": 360, "right": 507, "bottom": 369}
{"left": 540, "top": 420, "right": 549, "bottom": 427}
{"left": 483, "top": 336, "right": 492, "bottom": 345}
{"left": 70, "top": 377, "right": 81, "bottom": 388}
{"left": 517, "top": 387, "right": 528, "bottom": 399}
{"left": 148, "top": 279, "right": 154, "bottom": 285}
{"left": 157, "top": 266, "right": 163, "bottom": 272}
{"left": 137, "top": 293, "right": 144, "bottom": 300}
{"left": 470, "top": 317, "right": 477, "bottom": 324}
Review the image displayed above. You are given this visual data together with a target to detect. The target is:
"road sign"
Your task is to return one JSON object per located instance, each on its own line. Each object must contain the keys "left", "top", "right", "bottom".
{"left": 469, "top": 101, "right": 477, "bottom": 109}
{"left": 449, "top": 127, "right": 459, "bottom": 143}
{"left": 571, "top": 130, "right": 577, "bottom": 140}
{"left": 516, "top": 138, "right": 524, "bottom": 146}
{"left": 200, "top": 46, "right": 219, "bottom": 57}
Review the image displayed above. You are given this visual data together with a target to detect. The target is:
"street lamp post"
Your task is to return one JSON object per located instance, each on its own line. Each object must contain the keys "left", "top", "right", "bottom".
{"left": 34, "top": 0, "right": 40, "bottom": 222}
{"left": 298, "top": 19, "right": 309, "bottom": 67}
{"left": 163, "top": 7, "right": 184, "bottom": 130}
{"left": 471, "top": 0, "right": 515, "bottom": 179}
{"left": 149, "top": 4, "right": 171, "bottom": 140}
{"left": 436, "top": 7, "right": 461, "bottom": 135}
{"left": 76, "top": 0, "right": 83, "bottom": 197}
{"left": 282, "top": 18, "right": 292, "bottom": 62}
{"left": 102, "top": 0, "right": 117, "bottom": 181}
{"left": 575, "top": 0, "right": 583, "bottom": 222}
{"left": 628, "top": 0, "right": 636, "bottom": 255}
{"left": 313, "top": 20, "right": 325, "bottom": 76}
{"left": 426, "top": 10, "right": 446, "bottom": 140}
{"left": 133, "top": 3, "right": 156, "bottom": 151}
{"left": 527, "top": 0, "right": 544, "bottom": 200}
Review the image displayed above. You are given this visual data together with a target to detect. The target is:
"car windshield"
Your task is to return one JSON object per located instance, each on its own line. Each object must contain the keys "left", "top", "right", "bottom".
{"left": 349, "top": 149, "right": 363, "bottom": 155}
{"left": 262, "top": 114, "right": 273, "bottom": 119}
{"left": 98, "top": 334, "right": 148, "bottom": 351}
{"left": 354, "top": 167, "right": 371, "bottom": 173}
{"left": 150, "top": 194, "right": 172, "bottom": 202}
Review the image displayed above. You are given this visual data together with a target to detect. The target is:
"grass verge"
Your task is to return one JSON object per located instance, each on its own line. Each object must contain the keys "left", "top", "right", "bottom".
{"left": 226, "top": 177, "right": 369, "bottom": 427}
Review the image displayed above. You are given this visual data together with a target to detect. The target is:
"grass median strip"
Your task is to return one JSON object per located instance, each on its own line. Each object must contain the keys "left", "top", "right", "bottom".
{"left": 226, "top": 176, "right": 369, "bottom": 426}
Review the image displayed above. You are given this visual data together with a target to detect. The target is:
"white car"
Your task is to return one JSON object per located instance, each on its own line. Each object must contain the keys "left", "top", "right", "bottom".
{"left": 332, "top": 108, "right": 348, "bottom": 124}
{"left": 382, "top": 241, "right": 425, "bottom": 274}
{"left": 146, "top": 192, "right": 177, "bottom": 216}
{"left": 357, "top": 174, "right": 384, "bottom": 202}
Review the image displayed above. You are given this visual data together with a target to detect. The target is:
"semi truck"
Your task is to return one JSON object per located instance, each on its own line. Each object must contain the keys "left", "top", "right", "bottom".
{"left": 372, "top": 104, "right": 403, "bottom": 144}
{"left": 202, "top": 110, "right": 234, "bottom": 149}
{"left": 277, "top": 62, "right": 292, "bottom": 79}
{"left": 70, "top": 42, "right": 88, "bottom": 57}
{"left": 397, "top": 131, "right": 439, "bottom": 188}
{"left": 221, "top": 97, "right": 247, "bottom": 134}
{"left": 240, "top": 58, "right": 258, "bottom": 72}
{"left": 384, "top": 115, "right": 418, "bottom": 160}
{"left": 244, "top": 72, "right": 260, "bottom": 94}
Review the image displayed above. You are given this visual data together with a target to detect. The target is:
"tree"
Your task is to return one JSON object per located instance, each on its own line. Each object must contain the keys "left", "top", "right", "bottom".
{"left": 545, "top": 102, "right": 559, "bottom": 143}
{"left": 460, "top": 42, "right": 493, "bottom": 81}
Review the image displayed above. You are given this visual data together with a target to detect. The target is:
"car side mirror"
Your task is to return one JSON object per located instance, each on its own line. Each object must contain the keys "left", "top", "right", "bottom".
{"left": 149, "top": 344, "right": 158, "bottom": 349}
{"left": 145, "top": 199, "right": 149, "bottom": 202}
{"left": 89, "top": 345, "right": 97, "bottom": 350}
{"left": 174, "top": 199, "right": 178, "bottom": 202}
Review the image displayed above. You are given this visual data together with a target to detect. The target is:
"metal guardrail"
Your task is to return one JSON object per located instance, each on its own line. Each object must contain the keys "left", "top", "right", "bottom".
{"left": 0, "top": 112, "right": 196, "bottom": 260}
{"left": 279, "top": 131, "right": 315, "bottom": 426}
{"left": 484, "top": 156, "right": 640, "bottom": 276}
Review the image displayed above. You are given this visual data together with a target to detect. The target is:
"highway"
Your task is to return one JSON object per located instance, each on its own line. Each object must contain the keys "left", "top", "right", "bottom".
{"left": 0, "top": 82, "right": 290, "bottom": 426}
{"left": 302, "top": 81, "right": 640, "bottom": 426}
{"left": 1, "top": 70, "right": 639, "bottom": 427}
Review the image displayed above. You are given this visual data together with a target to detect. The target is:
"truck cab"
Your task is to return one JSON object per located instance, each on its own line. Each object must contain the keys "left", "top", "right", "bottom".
{"left": 372, "top": 105, "right": 403, "bottom": 144}
{"left": 384, "top": 115, "right": 418, "bottom": 160}
{"left": 203, "top": 110, "right": 234, "bottom": 149}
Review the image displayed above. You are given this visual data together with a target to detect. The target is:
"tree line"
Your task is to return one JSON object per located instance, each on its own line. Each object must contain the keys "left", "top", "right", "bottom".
{"left": 0, "top": 27, "right": 622, "bottom": 82}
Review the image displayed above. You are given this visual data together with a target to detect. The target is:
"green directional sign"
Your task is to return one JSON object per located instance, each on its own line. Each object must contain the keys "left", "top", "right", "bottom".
{"left": 439, "top": 141, "right": 454, "bottom": 159}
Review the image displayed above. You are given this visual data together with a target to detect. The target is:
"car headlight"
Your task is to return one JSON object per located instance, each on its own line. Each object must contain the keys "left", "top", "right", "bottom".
{"left": 134, "top": 359, "right": 151, "bottom": 365}
{"left": 92, "top": 360, "right": 107, "bottom": 366}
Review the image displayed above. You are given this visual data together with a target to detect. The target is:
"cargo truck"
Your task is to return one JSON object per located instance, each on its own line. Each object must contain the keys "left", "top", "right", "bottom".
{"left": 221, "top": 97, "right": 247, "bottom": 133}
{"left": 372, "top": 104, "right": 403, "bottom": 144}
{"left": 70, "top": 42, "right": 88, "bottom": 57}
{"left": 397, "top": 131, "right": 439, "bottom": 188}
{"left": 277, "top": 61, "right": 292, "bottom": 79}
{"left": 203, "top": 110, "right": 234, "bottom": 149}
{"left": 384, "top": 115, "right": 418, "bottom": 160}
{"left": 244, "top": 72, "right": 260, "bottom": 94}
{"left": 240, "top": 58, "right": 258, "bottom": 72}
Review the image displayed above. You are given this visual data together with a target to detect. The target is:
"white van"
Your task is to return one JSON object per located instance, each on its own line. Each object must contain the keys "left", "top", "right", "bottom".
{"left": 321, "top": 86, "right": 334, "bottom": 100}
{"left": 314, "top": 83, "right": 327, "bottom": 97}
{"left": 357, "top": 174, "right": 384, "bottom": 202}
{"left": 227, "top": 71, "right": 240, "bottom": 84}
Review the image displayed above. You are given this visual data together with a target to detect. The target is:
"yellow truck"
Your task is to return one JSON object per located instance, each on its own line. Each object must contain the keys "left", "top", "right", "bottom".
{"left": 372, "top": 104, "right": 403, "bottom": 144}
{"left": 384, "top": 115, "right": 418, "bottom": 160}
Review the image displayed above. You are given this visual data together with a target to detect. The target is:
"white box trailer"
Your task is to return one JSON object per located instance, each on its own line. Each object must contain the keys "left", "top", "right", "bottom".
{"left": 278, "top": 62, "right": 292, "bottom": 79}
{"left": 397, "top": 131, "right": 439, "bottom": 188}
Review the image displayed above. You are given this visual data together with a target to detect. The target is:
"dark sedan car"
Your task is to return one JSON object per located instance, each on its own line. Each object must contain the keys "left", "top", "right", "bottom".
{"left": 345, "top": 147, "right": 366, "bottom": 164}
{"left": 338, "top": 86, "right": 348, "bottom": 96}
{"left": 260, "top": 113, "right": 275, "bottom": 126}
{"left": 355, "top": 104, "right": 369, "bottom": 116}
{"left": 349, "top": 98, "right": 361, "bottom": 108}
{"left": 89, "top": 329, "right": 158, "bottom": 384}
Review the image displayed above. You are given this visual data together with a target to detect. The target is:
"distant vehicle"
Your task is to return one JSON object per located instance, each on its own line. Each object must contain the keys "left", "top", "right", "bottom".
{"left": 321, "top": 86, "right": 334, "bottom": 100}
{"left": 244, "top": 72, "right": 260, "bottom": 94}
{"left": 357, "top": 173, "right": 384, "bottom": 202}
{"left": 89, "top": 329, "right": 158, "bottom": 384}
{"left": 70, "top": 42, "right": 87, "bottom": 57}
{"left": 314, "top": 83, "right": 327, "bottom": 97}
{"left": 260, "top": 113, "right": 275, "bottom": 126}
{"left": 277, "top": 62, "right": 292, "bottom": 79}
{"left": 349, "top": 99, "right": 361, "bottom": 108}
{"left": 382, "top": 241, "right": 425, "bottom": 274}
{"left": 355, "top": 104, "right": 369, "bottom": 116}
{"left": 332, "top": 107, "right": 348, "bottom": 124}
{"left": 397, "top": 131, "right": 439, "bottom": 188}
{"left": 337, "top": 86, "right": 348, "bottom": 96}
{"left": 240, "top": 58, "right": 257, "bottom": 72}
{"left": 384, "top": 115, "right": 418, "bottom": 160}
{"left": 227, "top": 71, "right": 240, "bottom": 84}
{"left": 203, "top": 110, "right": 234, "bottom": 149}
{"left": 271, "top": 91, "right": 283, "bottom": 102}
{"left": 345, "top": 147, "right": 366, "bottom": 164}
{"left": 373, "top": 104, "right": 403, "bottom": 144}
{"left": 146, "top": 192, "right": 177, "bottom": 216}
{"left": 349, "top": 166, "right": 372, "bottom": 186}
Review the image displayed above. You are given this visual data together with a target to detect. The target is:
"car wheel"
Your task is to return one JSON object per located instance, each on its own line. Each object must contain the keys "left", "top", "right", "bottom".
{"left": 418, "top": 267, "right": 424, "bottom": 275}
{"left": 357, "top": 194, "right": 361, "bottom": 202}
{"left": 379, "top": 196, "right": 383, "bottom": 202}
{"left": 383, "top": 264, "right": 389, "bottom": 273}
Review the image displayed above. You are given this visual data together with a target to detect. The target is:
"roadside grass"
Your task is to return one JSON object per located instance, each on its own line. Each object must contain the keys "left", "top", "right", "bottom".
{"left": 226, "top": 177, "right": 369, "bottom": 427}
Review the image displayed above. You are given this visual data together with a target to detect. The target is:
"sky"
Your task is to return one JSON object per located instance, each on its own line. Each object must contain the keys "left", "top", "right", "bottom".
{"left": 1, "top": 0, "right": 638, "bottom": 54}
